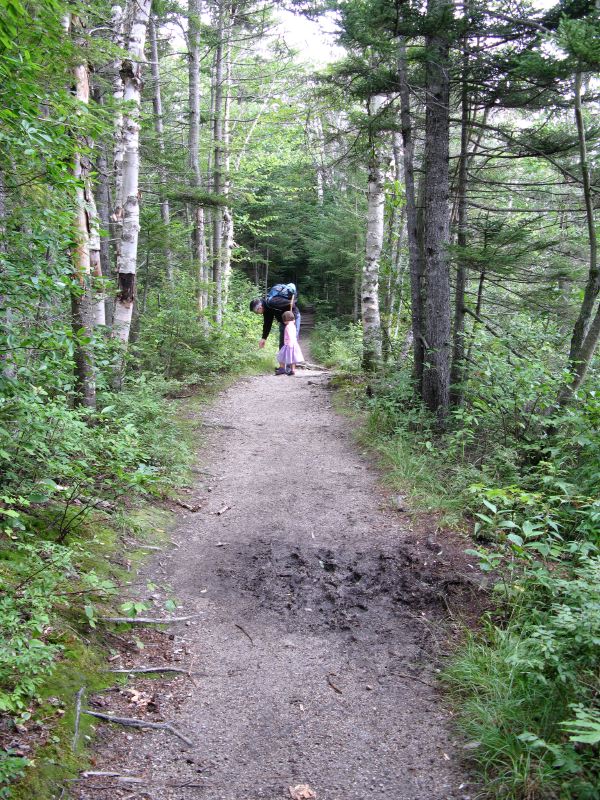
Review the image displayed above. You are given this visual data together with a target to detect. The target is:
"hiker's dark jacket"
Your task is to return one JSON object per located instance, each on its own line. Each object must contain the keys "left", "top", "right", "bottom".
{"left": 261, "top": 295, "right": 300, "bottom": 341}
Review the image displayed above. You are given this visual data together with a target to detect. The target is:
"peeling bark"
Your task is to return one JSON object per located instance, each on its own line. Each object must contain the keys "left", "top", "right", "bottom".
{"left": 188, "top": 0, "right": 208, "bottom": 314}
{"left": 68, "top": 15, "right": 96, "bottom": 408}
{"left": 361, "top": 94, "right": 386, "bottom": 371}
{"left": 112, "top": 0, "right": 152, "bottom": 344}
{"left": 211, "top": 0, "right": 225, "bottom": 325}
{"left": 398, "top": 38, "right": 425, "bottom": 391}
{"left": 221, "top": 28, "right": 234, "bottom": 309}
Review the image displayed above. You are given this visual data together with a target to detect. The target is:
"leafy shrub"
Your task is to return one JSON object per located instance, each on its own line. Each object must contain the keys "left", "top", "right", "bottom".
{"left": 311, "top": 320, "right": 363, "bottom": 370}
{"left": 0, "top": 540, "right": 72, "bottom": 713}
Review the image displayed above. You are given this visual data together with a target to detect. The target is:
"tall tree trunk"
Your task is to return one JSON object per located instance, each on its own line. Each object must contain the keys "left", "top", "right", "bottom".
{"left": 398, "top": 38, "right": 425, "bottom": 391}
{"left": 421, "top": 0, "right": 452, "bottom": 422}
{"left": 449, "top": 39, "right": 470, "bottom": 408}
{"left": 558, "top": 72, "right": 599, "bottom": 403}
{"left": 383, "top": 132, "right": 407, "bottom": 359}
{"left": 69, "top": 14, "right": 96, "bottom": 408}
{"left": 187, "top": 0, "right": 208, "bottom": 313}
{"left": 221, "top": 19, "right": 235, "bottom": 309}
{"left": 361, "top": 94, "right": 385, "bottom": 371}
{"left": 149, "top": 14, "right": 174, "bottom": 286}
{"left": 91, "top": 95, "right": 112, "bottom": 326}
{"left": 0, "top": 166, "right": 15, "bottom": 379}
{"left": 111, "top": 3, "right": 126, "bottom": 263}
{"left": 113, "top": 0, "right": 153, "bottom": 345}
{"left": 211, "top": 0, "right": 225, "bottom": 324}
{"left": 221, "top": 25, "right": 234, "bottom": 309}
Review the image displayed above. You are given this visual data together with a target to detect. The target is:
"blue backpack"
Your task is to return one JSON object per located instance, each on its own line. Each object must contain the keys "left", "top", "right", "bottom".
{"left": 266, "top": 283, "right": 297, "bottom": 306}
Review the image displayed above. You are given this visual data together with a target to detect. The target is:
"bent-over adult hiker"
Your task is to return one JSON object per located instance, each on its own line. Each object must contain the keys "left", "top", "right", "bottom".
{"left": 249, "top": 283, "right": 301, "bottom": 350}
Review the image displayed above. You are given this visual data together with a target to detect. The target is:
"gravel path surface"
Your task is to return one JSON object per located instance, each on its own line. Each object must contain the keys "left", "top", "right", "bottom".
{"left": 72, "top": 352, "right": 473, "bottom": 800}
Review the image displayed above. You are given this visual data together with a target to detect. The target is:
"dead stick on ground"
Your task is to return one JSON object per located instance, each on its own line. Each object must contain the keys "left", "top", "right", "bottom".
{"left": 72, "top": 687, "right": 85, "bottom": 751}
{"left": 108, "top": 666, "right": 199, "bottom": 675}
{"left": 100, "top": 614, "right": 202, "bottom": 624}
{"left": 326, "top": 675, "right": 343, "bottom": 695}
{"left": 82, "top": 710, "right": 193, "bottom": 747}
{"left": 396, "top": 672, "right": 435, "bottom": 688}
{"left": 234, "top": 623, "right": 254, "bottom": 645}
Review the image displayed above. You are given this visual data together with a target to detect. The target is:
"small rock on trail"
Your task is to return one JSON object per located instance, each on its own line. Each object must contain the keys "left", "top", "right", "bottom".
{"left": 71, "top": 347, "right": 474, "bottom": 800}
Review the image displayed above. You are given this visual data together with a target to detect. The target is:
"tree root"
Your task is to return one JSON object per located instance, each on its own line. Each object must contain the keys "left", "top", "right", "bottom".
{"left": 100, "top": 614, "right": 202, "bottom": 624}
{"left": 82, "top": 710, "right": 193, "bottom": 746}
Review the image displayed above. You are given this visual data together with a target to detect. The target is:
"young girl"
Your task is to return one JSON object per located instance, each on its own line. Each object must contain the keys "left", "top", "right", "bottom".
{"left": 275, "top": 310, "right": 304, "bottom": 375}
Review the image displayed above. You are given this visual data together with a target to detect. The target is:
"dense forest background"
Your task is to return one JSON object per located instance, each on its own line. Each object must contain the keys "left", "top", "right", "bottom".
{"left": 0, "top": 0, "right": 599, "bottom": 797}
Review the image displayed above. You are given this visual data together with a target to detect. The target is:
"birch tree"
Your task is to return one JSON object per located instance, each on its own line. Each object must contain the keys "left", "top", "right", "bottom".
{"left": 397, "top": 39, "right": 425, "bottom": 389}
{"left": 149, "top": 13, "right": 174, "bottom": 286}
{"left": 361, "top": 93, "right": 386, "bottom": 371}
{"left": 187, "top": 0, "right": 209, "bottom": 312}
{"left": 112, "top": 0, "right": 153, "bottom": 344}
{"left": 68, "top": 13, "right": 96, "bottom": 408}
{"left": 211, "top": 0, "right": 225, "bottom": 324}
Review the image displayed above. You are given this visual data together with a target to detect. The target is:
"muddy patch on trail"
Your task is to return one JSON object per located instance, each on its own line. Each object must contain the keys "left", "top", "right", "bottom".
{"left": 216, "top": 538, "right": 476, "bottom": 622}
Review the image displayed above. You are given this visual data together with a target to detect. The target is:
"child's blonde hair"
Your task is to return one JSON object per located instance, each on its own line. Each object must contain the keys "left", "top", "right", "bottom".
{"left": 282, "top": 310, "right": 295, "bottom": 323}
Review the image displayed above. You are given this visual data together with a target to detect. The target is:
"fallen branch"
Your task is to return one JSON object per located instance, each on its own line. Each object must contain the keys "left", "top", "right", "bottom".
{"left": 72, "top": 687, "right": 85, "bottom": 751}
{"left": 108, "top": 666, "right": 199, "bottom": 675}
{"left": 100, "top": 614, "right": 202, "bottom": 624}
{"left": 326, "top": 674, "right": 343, "bottom": 695}
{"left": 176, "top": 500, "right": 204, "bottom": 512}
{"left": 81, "top": 771, "right": 124, "bottom": 778}
{"left": 82, "top": 710, "right": 193, "bottom": 747}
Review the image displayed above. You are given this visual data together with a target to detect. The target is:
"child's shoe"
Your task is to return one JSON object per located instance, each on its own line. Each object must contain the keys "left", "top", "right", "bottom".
{"left": 274, "top": 367, "right": 286, "bottom": 375}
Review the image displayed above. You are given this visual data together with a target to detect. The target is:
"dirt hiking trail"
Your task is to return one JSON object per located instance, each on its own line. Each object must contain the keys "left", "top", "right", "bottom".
{"left": 72, "top": 338, "right": 476, "bottom": 800}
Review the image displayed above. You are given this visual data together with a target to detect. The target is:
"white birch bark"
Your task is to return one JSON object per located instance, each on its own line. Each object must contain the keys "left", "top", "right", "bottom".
{"left": 221, "top": 28, "right": 233, "bottom": 309}
{"left": 211, "top": 0, "right": 225, "bottom": 325}
{"left": 361, "top": 93, "right": 386, "bottom": 371}
{"left": 68, "top": 14, "right": 96, "bottom": 407}
{"left": 111, "top": 3, "right": 126, "bottom": 253}
{"left": 149, "top": 14, "right": 174, "bottom": 286}
{"left": 187, "top": 0, "right": 208, "bottom": 313}
{"left": 113, "top": 0, "right": 152, "bottom": 343}
{"left": 89, "top": 190, "right": 105, "bottom": 326}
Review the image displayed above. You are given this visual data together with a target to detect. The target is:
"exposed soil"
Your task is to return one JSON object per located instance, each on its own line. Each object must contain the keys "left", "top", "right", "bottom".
{"left": 69, "top": 337, "right": 482, "bottom": 800}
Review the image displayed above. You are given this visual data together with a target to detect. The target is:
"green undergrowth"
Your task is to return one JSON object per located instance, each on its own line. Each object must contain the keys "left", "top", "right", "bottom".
{"left": 313, "top": 320, "right": 600, "bottom": 800}
{"left": 0, "top": 503, "right": 173, "bottom": 800}
{"left": 0, "top": 276, "right": 277, "bottom": 798}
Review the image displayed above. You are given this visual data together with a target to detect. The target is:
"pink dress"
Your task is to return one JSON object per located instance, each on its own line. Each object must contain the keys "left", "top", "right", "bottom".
{"left": 277, "top": 321, "right": 304, "bottom": 366}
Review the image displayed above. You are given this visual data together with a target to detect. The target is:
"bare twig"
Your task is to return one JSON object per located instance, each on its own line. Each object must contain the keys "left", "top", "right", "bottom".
{"left": 213, "top": 505, "right": 230, "bottom": 516}
{"left": 81, "top": 771, "right": 124, "bottom": 778}
{"left": 326, "top": 674, "right": 343, "bottom": 695}
{"left": 395, "top": 672, "right": 435, "bottom": 688}
{"left": 100, "top": 614, "right": 202, "bottom": 624}
{"left": 234, "top": 623, "right": 254, "bottom": 645}
{"left": 108, "top": 666, "right": 199, "bottom": 675}
{"left": 82, "top": 710, "right": 193, "bottom": 747}
{"left": 176, "top": 500, "right": 204, "bottom": 512}
{"left": 72, "top": 687, "right": 85, "bottom": 751}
